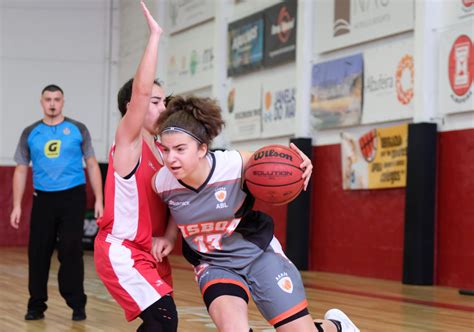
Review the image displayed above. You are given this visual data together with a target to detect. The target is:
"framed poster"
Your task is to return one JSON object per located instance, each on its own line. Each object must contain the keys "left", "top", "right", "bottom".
{"left": 227, "top": 12, "right": 264, "bottom": 77}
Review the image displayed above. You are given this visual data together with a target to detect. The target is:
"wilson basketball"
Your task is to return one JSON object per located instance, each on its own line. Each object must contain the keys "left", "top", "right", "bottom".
{"left": 244, "top": 145, "right": 304, "bottom": 205}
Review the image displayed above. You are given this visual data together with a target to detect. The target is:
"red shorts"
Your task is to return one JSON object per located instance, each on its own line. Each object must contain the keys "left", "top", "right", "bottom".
{"left": 94, "top": 233, "right": 173, "bottom": 321}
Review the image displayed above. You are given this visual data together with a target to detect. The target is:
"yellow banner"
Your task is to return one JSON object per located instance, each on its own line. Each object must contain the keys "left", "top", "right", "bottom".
{"left": 341, "top": 124, "right": 408, "bottom": 190}
{"left": 367, "top": 124, "right": 408, "bottom": 188}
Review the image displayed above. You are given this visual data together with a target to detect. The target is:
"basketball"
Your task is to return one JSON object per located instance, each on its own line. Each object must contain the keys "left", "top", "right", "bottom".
{"left": 244, "top": 145, "right": 304, "bottom": 205}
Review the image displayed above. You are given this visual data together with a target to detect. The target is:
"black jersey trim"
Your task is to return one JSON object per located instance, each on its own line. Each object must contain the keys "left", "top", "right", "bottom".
{"left": 123, "top": 160, "right": 140, "bottom": 180}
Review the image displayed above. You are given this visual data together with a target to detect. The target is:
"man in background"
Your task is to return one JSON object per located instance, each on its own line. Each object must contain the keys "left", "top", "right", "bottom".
{"left": 10, "top": 84, "right": 103, "bottom": 321}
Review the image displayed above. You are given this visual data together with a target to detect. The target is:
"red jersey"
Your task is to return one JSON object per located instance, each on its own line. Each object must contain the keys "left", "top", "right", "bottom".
{"left": 98, "top": 140, "right": 168, "bottom": 250}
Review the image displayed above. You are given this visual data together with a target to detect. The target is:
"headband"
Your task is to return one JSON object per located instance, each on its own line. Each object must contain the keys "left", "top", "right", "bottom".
{"left": 161, "top": 126, "right": 203, "bottom": 144}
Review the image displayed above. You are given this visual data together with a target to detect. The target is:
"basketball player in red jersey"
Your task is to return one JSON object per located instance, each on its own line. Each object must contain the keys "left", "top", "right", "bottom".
{"left": 94, "top": 2, "right": 177, "bottom": 331}
{"left": 152, "top": 96, "right": 360, "bottom": 332}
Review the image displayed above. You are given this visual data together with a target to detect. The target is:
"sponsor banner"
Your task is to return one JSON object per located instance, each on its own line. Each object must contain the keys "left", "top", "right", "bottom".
{"left": 314, "top": 0, "right": 414, "bottom": 53}
{"left": 227, "top": 79, "right": 261, "bottom": 141}
{"left": 438, "top": 22, "right": 474, "bottom": 114}
{"left": 310, "top": 54, "right": 363, "bottom": 130}
{"left": 166, "top": 22, "right": 214, "bottom": 94}
{"left": 341, "top": 123, "right": 407, "bottom": 190}
{"left": 363, "top": 39, "right": 414, "bottom": 123}
{"left": 263, "top": 0, "right": 297, "bottom": 66}
{"left": 261, "top": 66, "right": 296, "bottom": 138}
{"left": 438, "top": 0, "right": 474, "bottom": 28}
{"left": 169, "top": 0, "right": 215, "bottom": 34}
{"left": 228, "top": 13, "right": 264, "bottom": 77}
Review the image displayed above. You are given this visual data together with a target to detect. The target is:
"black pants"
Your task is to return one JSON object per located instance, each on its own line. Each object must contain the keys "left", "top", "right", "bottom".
{"left": 27, "top": 185, "right": 87, "bottom": 313}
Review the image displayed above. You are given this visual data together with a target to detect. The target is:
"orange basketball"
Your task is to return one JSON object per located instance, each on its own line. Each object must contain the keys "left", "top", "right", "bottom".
{"left": 244, "top": 145, "right": 304, "bottom": 205}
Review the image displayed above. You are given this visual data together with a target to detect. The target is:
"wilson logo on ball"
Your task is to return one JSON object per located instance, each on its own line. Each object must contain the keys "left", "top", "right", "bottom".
{"left": 253, "top": 170, "right": 293, "bottom": 177}
{"left": 253, "top": 149, "right": 293, "bottom": 161}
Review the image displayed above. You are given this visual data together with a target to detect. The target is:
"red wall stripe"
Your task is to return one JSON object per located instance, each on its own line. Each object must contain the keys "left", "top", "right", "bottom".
{"left": 437, "top": 129, "right": 474, "bottom": 289}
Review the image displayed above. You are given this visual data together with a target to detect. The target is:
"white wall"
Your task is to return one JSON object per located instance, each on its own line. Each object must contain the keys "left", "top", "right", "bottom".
{"left": 0, "top": 0, "right": 114, "bottom": 164}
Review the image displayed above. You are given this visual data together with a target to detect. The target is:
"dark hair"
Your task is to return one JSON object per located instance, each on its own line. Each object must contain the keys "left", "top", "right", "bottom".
{"left": 42, "top": 84, "right": 63, "bottom": 96}
{"left": 157, "top": 96, "right": 225, "bottom": 146}
{"left": 117, "top": 78, "right": 163, "bottom": 117}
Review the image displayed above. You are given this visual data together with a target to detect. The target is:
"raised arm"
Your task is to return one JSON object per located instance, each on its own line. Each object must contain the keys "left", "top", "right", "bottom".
{"left": 114, "top": 1, "right": 163, "bottom": 176}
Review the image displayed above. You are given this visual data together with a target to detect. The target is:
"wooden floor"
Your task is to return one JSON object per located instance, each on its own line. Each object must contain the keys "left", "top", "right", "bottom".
{"left": 0, "top": 247, "right": 472, "bottom": 331}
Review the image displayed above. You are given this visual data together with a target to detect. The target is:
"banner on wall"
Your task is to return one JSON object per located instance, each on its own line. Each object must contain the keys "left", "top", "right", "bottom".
{"left": 341, "top": 124, "right": 408, "bottom": 190}
{"left": 363, "top": 39, "right": 414, "bottom": 124}
{"left": 438, "top": 21, "right": 474, "bottom": 114}
{"left": 310, "top": 54, "right": 363, "bottom": 130}
{"left": 313, "top": 0, "right": 414, "bottom": 53}
{"left": 169, "top": 0, "right": 215, "bottom": 34}
{"left": 261, "top": 66, "right": 296, "bottom": 138}
{"left": 227, "top": 13, "right": 264, "bottom": 77}
{"left": 263, "top": 0, "right": 297, "bottom": 66}
{"left": 227, "top": 79, "right": 261, "bottom": 141}
{"left": 166, "top": 22, "right": 214, "bottom": 94}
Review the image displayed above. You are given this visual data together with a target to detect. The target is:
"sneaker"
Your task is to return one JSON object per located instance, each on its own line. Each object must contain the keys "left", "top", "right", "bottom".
{"left": 324, "top": 308, "right": 360, "bottom": 332}
{"left": 72, "top": 308, "right": 86, "bottom": 321}
{"left": 24, "top": 311, "right": 45, "bottom": 320}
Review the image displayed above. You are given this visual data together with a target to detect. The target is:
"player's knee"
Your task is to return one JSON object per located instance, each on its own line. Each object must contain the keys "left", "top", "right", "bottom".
{"left": 139, "top": 294, "right": 178, "bottom": 332}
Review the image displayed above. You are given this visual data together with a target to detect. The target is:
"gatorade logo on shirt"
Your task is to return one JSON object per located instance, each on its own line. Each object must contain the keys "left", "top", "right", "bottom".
{"left": 44, "top": 140, "right": 61, "bottom": 158}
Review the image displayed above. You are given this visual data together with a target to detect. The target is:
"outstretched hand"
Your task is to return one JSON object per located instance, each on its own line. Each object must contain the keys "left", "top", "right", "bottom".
{"left": 140, "top": 1, "right": 162, "bottom": 35}
{"left": 290, "top": 142, "right": 313, "bottom": 191}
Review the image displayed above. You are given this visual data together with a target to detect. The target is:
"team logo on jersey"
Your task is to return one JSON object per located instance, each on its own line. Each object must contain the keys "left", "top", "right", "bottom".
{"left": 215, "top": 187, "right": 228, "bottom": 209}
{"left": 63, "top": 127, "right": 71, "bottom": 135}
{"left": 214, "top": 187, "right": 227, "bottom": 202}
{"left": 276, "top": 272, "right": 293, "bottom": 294}
{"left": 44, "top": 140, "right": 61, "bottom": 158}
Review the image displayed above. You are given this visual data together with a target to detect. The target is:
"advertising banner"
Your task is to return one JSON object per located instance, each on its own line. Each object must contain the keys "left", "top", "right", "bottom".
{"left": 314, "top": 0, "right": 414, "bottom": 53}
{"left": 363, "top": 39, "right": 414, "bottom": 123}
{"left": 261, "top": 66, "right": 296, "bottom": 138}
{"left": 227, "top": 79, "right": 261, "bottom": 141}
{"left": 228, "top": 13, "right": 264, "bottom": 76}
{"left": 310, "top": 54, "right": 363, "bottom": 130}
{"left": 166, "top": 22, "right": 214, "bottom": 94}
{"left": 263, "top": 0, "right": 297, "bottom": 66}
{"left": 169, "top": 0, "right": 215, "bottom": 34}
{"left": 341, "top": 124, "right": 408, "bottom": 190}
{"left": 438, "top": 22, "right": 474, "bottom": 114}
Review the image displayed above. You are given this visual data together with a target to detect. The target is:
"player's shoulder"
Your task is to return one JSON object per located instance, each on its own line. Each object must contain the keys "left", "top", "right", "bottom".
{"left": 212, "top": 149, "right": 241, "bottom": 163}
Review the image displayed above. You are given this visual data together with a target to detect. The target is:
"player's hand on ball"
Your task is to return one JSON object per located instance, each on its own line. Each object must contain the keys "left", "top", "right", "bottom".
{"left": 290, "top": 143, "right": 313, "bottom": 191}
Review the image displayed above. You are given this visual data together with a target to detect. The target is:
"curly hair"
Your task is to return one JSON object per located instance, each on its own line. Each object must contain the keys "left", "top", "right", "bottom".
{"left": 157, "top": 96, "right": 225, "bottom": 146}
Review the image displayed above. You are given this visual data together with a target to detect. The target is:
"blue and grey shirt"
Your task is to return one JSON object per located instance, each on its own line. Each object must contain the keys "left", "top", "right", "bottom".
{"left": 14, "top": 117, "right": 95, "bottom": 192}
